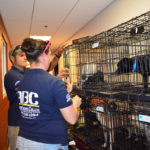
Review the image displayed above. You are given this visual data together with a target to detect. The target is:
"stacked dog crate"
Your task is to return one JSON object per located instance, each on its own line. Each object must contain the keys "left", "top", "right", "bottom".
{"left": 64, "top": 11, "right": 150, "bottom": 150}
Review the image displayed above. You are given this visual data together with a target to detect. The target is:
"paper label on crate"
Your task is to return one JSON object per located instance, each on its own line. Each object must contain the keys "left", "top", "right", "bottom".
{"left": 96, "top": 106, "right": 104, "bottom": 112}
{"left": 139, "top": 114, "right": 150, "bottom": 123}
{"left": 92, "top": 42, "right": 99, "bottom": 48}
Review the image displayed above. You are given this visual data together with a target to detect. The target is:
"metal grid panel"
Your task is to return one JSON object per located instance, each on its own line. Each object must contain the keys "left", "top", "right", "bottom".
{"left": 64, "top": 11, "right": 150, "bottom": 96}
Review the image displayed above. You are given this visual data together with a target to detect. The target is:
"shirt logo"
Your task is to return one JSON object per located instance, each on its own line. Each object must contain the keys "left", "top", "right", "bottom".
{"left": 18, "top": 91, "right": 39, "bottom": 107}
{"left": 15, "top": 80, "right": 20, "bottom": 87}
{"left": 66, "top": 94, "right": 71, "bottom": 102}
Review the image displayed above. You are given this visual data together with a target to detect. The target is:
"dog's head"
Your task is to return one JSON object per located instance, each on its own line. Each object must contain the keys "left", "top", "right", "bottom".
{"left": 116, "top": 58, "right": 133, "bottom": 74}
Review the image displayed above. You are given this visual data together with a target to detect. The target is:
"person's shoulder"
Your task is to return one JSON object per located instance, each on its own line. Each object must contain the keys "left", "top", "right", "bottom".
{"left": 4, "top": 67, "right": 23, "bottom": 84}
{"left": 4, "top": 68, "right": 16, "bottom": 79}
{"left": 4, "top": 68, "right": 19, "bottom": 88}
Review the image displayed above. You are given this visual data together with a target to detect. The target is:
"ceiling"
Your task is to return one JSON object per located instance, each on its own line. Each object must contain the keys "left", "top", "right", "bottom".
{"left": 0, "top": 0, "right": 114, "bottom": 51}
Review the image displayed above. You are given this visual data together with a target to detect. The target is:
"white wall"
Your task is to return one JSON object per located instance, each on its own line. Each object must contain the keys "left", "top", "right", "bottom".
{"left": 67, "top": 0, "right": 150, "bottom": 43}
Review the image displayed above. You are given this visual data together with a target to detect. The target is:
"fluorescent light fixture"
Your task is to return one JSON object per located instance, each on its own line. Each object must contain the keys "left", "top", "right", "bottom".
{"left": 30, "top": 36, "right": 51, "bottom": 41}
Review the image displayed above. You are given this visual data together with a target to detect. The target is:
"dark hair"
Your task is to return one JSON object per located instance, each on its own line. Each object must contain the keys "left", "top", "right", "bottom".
{"left": 21, "top": 38, "right": 49, "bottom": 62}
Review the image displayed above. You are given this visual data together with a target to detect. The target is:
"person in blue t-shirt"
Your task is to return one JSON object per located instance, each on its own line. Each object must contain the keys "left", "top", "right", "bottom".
{"left": 4, "top": 45, "right": 27, "bottom": 150}
{"left": 16, "top": 38, "right": 81, "bottom": 150}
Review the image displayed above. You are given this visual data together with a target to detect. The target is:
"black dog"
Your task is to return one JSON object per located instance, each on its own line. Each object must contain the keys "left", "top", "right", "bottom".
{"left": 82, "top": 71, "right": 104, "bottom": 88}
{"left": 115, "top": 55, "right": 150, "bottom": 89}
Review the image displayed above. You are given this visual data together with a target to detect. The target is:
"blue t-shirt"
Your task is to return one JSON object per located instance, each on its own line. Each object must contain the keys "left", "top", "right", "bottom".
{"left": 4, "top": 66, "right": 25, "bottom": 126}
{"left": 17, "top": 69, "right": 73, "bottom": 145}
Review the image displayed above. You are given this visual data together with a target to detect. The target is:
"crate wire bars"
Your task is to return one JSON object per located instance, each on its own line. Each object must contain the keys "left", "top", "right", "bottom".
{"left": 64, "top": 11, "right": 150, "bottom": 150}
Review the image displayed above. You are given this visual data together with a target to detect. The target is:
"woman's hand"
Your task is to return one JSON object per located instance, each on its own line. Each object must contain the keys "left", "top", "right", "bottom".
{"left": 72, "top": 95, "right": 82, "bottom": 108}
{"left": 57, "top": 68, "right": 69, "bottom": 79}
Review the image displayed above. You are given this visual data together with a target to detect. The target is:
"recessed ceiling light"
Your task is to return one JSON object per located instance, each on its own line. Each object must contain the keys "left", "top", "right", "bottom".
{"left": 30, "top": 36, "right": 51, "bottom": 41}
{"left": 44, "top": 25, "right": 48, "bottom": 28}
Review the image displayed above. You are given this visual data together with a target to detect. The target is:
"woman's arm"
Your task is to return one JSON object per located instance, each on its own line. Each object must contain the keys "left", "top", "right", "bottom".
{"left": 60, "top": 95, "right": 81, "bottom": 125}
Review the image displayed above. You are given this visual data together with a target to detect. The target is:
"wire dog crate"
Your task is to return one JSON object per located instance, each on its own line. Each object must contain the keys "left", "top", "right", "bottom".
{"left": 68, "top": 93, "right": 150, "bottom": 150}
{"left": 64, "top": 10, "right": 150, "bottom": 100}
{"left": 64, "top": 11, "right": 150, "bottom": 150}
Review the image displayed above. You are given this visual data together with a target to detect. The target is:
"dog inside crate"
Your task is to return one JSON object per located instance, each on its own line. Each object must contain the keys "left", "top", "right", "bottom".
{"left": 115, "top": 54, "right": 150, "bottom": 89}
{"left": 81, "top": 63, "right": 104, "bottom": 88}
